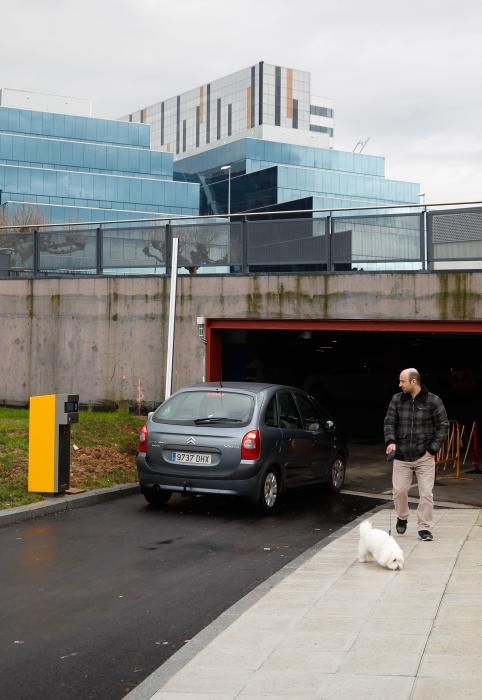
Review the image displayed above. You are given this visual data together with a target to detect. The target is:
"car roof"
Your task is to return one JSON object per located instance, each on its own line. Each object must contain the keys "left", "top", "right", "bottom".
{"left": 178, "top": 382, "right": 301, "bottom": 395}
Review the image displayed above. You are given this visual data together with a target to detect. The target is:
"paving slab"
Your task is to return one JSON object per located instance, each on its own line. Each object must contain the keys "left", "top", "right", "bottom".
{"left": 412, "top": 677, "right": 482, "bottom": 700}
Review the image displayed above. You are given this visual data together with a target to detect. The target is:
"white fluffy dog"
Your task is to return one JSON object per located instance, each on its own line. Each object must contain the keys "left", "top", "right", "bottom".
{"left": 358, "top": 520, "right": 405, "bottom": 571}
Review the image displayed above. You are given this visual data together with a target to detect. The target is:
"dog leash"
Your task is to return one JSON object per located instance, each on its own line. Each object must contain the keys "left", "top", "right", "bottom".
{"left": 386, "top": 449, "right": 395, "bottom": 536}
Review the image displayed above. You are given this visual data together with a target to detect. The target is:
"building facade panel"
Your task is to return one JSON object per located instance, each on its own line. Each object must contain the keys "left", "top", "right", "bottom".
{"left": 0, "top": 133, "right": 172, "bottom": 178}
{"left": 0, "top": 105, "right": 200, "bottom": 224}
{"left": 0, "top": 164, "right": 199, "bottom": 215}
{"left": 1, "top": 106, "right": 150, "bottom": 147}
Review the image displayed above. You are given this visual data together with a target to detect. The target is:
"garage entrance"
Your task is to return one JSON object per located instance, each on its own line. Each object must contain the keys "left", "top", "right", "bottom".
{"left": 206, "top": 320, "right": 482, "bottom": 442}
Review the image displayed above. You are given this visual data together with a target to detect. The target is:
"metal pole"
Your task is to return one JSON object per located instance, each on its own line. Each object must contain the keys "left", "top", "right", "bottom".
{"left": 462, "top": 421, "right": 475, "bottom": 465}
{"left": 241, "top": 217, "right": 248, "bottom": 273}
{"left": 228, "top": 168, "right": 231, "bottom": 218}
{"left": 96, "top": 225, "right": 103, "bottom": 275}
{"left": 164, "top": 233, "right": 179, "bottom": 400}
{"left": 327, "top": 214, "right": 333, "bottom": 271}
{"left": 33, "top": 228, "right": 40, "bottom": 277}
{"left": 220, "top": 165, "right": 232, "bottom": 218}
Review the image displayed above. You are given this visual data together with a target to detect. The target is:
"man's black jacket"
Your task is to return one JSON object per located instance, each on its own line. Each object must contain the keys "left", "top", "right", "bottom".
{"left": 384, "top": 386, "right": 449, "bottom": 461}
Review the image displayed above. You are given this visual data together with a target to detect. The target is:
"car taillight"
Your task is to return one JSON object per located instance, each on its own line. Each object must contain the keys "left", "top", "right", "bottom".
{"left": 138, "top": 424, "right": 148, "bottom": 454}
{"left": 241, "top": 429, "right": 260, "bottom": 460}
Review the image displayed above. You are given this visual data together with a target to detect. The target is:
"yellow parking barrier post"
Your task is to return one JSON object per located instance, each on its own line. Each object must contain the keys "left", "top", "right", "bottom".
{"left": 28, "top": 394, "right": 79, "bottom": 495}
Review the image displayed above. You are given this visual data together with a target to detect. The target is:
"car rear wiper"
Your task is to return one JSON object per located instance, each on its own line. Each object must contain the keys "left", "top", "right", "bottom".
{"left": 194, "top": 417, "right": 243, "bottom": 424}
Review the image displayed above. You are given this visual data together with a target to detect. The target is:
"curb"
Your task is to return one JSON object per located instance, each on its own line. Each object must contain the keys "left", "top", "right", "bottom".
{"left": 0, "top": 483, "right": 139, "bottom": 526}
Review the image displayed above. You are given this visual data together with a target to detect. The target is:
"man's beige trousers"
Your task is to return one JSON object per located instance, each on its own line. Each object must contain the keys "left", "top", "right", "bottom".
{"left": 392, "top": 451, "right": 435, "bottom": 530}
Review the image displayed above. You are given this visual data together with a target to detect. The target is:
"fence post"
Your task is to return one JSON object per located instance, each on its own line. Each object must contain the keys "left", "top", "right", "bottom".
{"left": 33, "top": 228, "right": 40, "bottom": 277}
{"left": 241, "top": 217, "right": 248, "bottom": 273}
{"left": 420, "top": 209, "right": 427, "bottom": 271}
{"left": 326, "top": 214, "right": 333, "bottom": 271}
{"left": 165, "top": 222, "right": 172, "bottom": 276}
{"left": 426, "top": 210, "right": 434, "bottom": 271}
{"left": 96, "top": 225, "right": 103, "bottom": 275}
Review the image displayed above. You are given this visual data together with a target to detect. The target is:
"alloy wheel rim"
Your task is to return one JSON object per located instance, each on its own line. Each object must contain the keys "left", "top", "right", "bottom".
{"left": 264, "top": 472, "right": 278, "bottom": 507}
{"left": 332, "top": 459, "right": 345, "bottom": 489}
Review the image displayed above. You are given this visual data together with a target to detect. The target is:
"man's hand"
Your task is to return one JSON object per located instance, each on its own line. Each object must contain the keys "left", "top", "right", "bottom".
{"left": 386, "top": 443, "right": 396, "bottom": 462}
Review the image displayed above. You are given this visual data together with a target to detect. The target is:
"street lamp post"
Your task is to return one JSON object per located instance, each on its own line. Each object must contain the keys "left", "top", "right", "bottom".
{"left": 220, "top": 165, "right": 231, "bottom": 217}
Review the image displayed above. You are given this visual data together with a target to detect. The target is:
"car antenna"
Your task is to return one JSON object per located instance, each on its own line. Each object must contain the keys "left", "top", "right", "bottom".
{"left": 219, "top": 378, "right": 223, "bottom": 388}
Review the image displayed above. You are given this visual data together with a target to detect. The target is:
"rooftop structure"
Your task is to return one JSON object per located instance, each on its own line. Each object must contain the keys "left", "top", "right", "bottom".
{"left": 123, "top": 62, "right": 334, "bottom": 158}
{"left": 0, "top": 88, "right": 92, "bottom": 118}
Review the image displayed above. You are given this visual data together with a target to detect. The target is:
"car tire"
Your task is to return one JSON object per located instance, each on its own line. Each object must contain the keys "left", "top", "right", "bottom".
{"left": 142, "top": 487, "right": 172, "bottom": 508}
{"left": 328, "top": 455, "right": 346, "bottom": 493}
{"left": 256, "top": 468, "right": 280, "bottom": 514}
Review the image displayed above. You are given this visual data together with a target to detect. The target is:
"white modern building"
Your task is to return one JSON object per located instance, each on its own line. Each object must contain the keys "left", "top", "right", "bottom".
{"left": 123, "top": 62, "right": 334, "bottom": 157}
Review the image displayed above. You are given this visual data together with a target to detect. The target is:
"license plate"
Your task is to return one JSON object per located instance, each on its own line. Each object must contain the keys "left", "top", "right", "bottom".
{"left": 172, "top": 451, "right": 212, "bottom": 465}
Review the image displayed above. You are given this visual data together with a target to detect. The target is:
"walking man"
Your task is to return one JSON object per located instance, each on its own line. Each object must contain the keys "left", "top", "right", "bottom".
{"left": 384, "top": 368, "right": 449, "bottom": 541}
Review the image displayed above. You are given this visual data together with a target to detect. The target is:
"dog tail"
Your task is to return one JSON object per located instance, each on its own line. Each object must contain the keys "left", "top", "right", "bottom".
{"left": 359, "top": 519, "right": 372, "bottom": 537}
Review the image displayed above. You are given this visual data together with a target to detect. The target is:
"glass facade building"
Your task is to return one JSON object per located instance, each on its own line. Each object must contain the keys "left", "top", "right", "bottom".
{"left": 0, "top": 106, "right": 199, "bottom": 225}
{"left": 0, "top": 60, "right": 418, "bottom": 237}
{"left": 174, "top": 138, "right": 419, "bottom": 216}
{"left": 123, "top": 61, "right": 417, "bottom": 217}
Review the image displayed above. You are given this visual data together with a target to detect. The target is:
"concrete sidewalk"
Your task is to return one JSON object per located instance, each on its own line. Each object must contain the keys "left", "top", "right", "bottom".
{"left": 127, "top": 507, "right": 482, "bottom": 700}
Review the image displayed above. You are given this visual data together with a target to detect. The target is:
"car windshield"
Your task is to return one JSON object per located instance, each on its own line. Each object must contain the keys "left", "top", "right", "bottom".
{"left": 153, "top": 390, "right": 254, "bottom": 425}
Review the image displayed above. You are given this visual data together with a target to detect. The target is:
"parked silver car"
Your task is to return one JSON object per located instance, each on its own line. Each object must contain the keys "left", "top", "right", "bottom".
{"left": 136, "top": 382, "right": 347, "bottom": 512}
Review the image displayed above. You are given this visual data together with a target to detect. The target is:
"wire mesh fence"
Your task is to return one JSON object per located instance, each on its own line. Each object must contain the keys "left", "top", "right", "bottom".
{"left": 428, "top": 207, "right": 482, "bottom": 269}
{"left": 0, "top": 206, "right": 481, "bottom": 277}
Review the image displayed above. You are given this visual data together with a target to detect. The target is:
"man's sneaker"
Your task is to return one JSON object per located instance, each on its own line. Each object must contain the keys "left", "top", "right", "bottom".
{"left": 396, "top": 518, "right": 407, "bottom": 535}
{"left": 418, "top": 530, "right": 433, "bottom": 541}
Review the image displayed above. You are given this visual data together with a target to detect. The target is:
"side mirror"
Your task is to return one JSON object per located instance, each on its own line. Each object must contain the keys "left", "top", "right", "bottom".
{"left": 323, "top": 419, "right": 335, "bottom": 431}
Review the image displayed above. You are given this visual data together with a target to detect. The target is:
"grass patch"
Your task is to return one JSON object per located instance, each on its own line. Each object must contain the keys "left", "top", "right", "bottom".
{"left": 0, "top": 408, "right": 145, "bottom": 510}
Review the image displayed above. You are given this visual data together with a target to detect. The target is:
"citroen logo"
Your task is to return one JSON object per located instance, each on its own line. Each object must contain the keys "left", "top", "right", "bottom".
{"left": 186, "top": 436, "right": 196, "bottom": 446}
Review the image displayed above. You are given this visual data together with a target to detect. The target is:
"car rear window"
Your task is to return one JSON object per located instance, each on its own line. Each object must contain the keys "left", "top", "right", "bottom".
{"left": 153, "top": 390, "right": 254, "bottom": 425}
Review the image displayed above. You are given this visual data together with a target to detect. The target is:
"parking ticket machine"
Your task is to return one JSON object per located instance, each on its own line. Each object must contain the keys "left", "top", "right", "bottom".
{"left": 28, "top": 394, "right": 79, "bottom": 495}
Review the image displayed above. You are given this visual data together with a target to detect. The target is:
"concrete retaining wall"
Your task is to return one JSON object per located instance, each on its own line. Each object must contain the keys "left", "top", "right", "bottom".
{"left": 1, "top": 272, "right": 481, "bottom": 405}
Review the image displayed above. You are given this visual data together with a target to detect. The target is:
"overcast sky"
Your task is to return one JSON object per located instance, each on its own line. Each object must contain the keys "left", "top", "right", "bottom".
{"left": 2, "top": 0, "right": 482, "bottom": 202}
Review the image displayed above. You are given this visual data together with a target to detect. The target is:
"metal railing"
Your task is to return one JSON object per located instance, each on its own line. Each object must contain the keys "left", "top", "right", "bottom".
{"left": 1, "top": 201, "right": 482, "bottom": 277}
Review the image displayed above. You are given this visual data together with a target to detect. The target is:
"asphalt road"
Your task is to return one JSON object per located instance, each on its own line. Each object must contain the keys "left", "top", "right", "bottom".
{"left": 0, "top": 489, "right": 382, "bottom": 700}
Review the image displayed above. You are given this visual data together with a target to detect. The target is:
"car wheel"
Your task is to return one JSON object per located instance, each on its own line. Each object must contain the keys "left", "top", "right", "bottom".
{"left": 329, "top": 455, "right": 346, "bottom": 492}
{"left": 257, "top": 468, "right": 280, "bottom": 513}
{"left": 143, "top": 487, "right": 172, "bottom": 508}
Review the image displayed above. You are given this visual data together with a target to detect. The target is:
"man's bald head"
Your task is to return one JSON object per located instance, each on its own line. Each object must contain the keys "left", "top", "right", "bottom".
{"left": 402, "top": 368, "right": 421, "bottom": 384}
{"left": 399, "top": 368, "right": 421, "bottom": 396}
